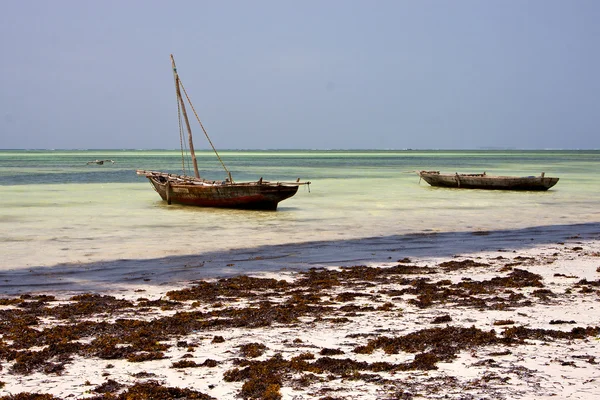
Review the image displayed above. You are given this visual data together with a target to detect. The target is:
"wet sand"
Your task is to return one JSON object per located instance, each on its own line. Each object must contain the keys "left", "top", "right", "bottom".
{"left": 1, "top": 226, "right": 599, "bottom": 399}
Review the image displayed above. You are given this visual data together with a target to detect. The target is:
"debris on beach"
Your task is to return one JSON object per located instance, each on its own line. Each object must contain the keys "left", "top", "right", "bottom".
{"left": 1, "top": 242, "right": 599, "bottom": 399}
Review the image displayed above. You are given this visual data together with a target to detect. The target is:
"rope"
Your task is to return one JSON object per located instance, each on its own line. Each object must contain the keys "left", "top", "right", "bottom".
{"left": 176, "top": 95, "right": 189, "bottom": 175}
{"left": 178, "top": 78, "right": 233, "bottom": 182}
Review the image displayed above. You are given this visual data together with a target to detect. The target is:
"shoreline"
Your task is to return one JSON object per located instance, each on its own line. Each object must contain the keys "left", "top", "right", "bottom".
{"left": 1, "top": 222, "right": 599, "bottom": 296}
{"left": 1, "top": 225, "right": 599, "bottom": 399}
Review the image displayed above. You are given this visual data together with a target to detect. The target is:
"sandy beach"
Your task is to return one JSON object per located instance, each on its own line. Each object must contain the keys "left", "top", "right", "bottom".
{"left": 1, "top": 225, "right": 599, "bottom": 399}
{"left": 3, "top": 0, "right": 600, "bottom": 396}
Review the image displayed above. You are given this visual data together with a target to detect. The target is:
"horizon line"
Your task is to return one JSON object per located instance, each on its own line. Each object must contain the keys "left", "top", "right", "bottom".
{"left": 1, "top": 147, "right": 599, "bottom": 152}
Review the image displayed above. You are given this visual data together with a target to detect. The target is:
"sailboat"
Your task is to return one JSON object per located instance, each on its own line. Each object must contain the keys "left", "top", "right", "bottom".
{"left": 137, "top": 55, "right": 310, "bottom": 210}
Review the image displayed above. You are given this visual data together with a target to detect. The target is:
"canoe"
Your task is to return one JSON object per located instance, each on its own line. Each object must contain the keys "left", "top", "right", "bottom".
{"left": 418, "top": 171, "right": 559, "bottom": 191}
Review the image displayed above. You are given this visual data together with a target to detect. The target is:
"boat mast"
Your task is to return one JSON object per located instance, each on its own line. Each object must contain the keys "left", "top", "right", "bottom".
{"left": 171, "top": 54, "right": 200, "bottom": 179}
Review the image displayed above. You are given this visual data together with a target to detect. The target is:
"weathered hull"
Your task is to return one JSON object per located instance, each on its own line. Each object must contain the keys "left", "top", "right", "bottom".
{"left": 141, "top": 172, "right": 301, "bottom": 210}
{"left": 419, "top": 172, "right": 559, "bottom": 191}
{"left": 140, "top": 57, "right": 308, "bottom": 211}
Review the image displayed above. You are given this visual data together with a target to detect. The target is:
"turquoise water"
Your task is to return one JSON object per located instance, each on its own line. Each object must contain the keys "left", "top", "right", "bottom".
{"left": 1, "top": 150, "right": 599, "bottom": 270}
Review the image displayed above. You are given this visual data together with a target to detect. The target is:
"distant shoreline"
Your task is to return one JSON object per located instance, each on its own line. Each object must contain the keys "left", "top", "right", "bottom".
{"left": 1, "top": 148, "right": 599, "bottom": 152}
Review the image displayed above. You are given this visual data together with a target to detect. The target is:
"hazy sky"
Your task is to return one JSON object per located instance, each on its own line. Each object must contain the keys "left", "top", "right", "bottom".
{"left": 1, "top": 1, "right": 598, "bottom": 150}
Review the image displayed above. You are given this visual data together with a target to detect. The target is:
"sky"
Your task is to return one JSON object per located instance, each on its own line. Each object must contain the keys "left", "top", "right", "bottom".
{"left": 1, "top": 0, "right": 599, "bottom": 150}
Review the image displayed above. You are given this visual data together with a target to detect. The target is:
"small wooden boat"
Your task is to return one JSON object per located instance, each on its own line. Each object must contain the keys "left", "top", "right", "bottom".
{"left": 87, "top": 159, "right": 115, "bottom": 165}
{"left": 137, "top": 55, "right": 310, "bottom": 210}
{"left": 136, "top": 170, "right": 304, "bottom": 210}
{"left": 418, "top": 171, "right": 559, "bottom": 191}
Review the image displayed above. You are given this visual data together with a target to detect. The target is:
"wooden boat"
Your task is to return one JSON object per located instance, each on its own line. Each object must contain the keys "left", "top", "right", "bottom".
{"left": 418, "top": 171, "right": 559, "bottom": 191}
{"left": 87, "top": 159, "right": 115, "bottom": 165}
{"left": 137, "top": 55, "right": 310, "bottom": 210}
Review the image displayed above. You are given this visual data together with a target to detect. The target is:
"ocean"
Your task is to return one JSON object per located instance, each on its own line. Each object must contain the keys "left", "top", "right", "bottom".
{"left": 1, "top": 149, "right": 599, "bottom": 272}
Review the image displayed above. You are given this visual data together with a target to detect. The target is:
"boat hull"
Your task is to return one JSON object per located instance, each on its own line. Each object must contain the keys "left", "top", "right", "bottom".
{"left": 143, "top": 173, "right": 301, "bottom": 210}
{"left": 138, "top": 57, "right": 308, "bottom": 211}
{"left": 419, "top": 171, "right": 559, "bottom": 191}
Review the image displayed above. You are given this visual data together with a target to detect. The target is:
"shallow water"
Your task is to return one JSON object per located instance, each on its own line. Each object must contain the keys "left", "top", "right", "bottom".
{"left": 1, "top": 149, "right": 599, "bottom": 270}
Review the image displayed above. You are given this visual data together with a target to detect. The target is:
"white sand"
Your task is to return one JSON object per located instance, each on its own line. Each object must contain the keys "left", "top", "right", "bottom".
{"left": 1, "top": 228, "right": 599, "bottom": 399}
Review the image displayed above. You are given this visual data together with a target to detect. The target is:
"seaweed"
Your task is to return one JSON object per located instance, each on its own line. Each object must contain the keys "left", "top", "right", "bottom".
{"left": 438, "top": 259, "right": 490, "bottom": 271}
{"left": 93, "top": 379, "right": 123, "bottom": 394}
{"left": 171, "top": 359, "right": 200, "bottom": 368}
{"left": 224, "top": 354, "right": 287, "bottom": 399}
{"left": 493, "top": 320, "right": 515, "bottom": 326}
{"left": 1, "top": 252, "right": 598, "bottom": 399}
{"left": 167, "top": 276, "right": 290, "bottom": 302}
{"left": 320, "top": 348, "right": 345, "bottom": 356}
{"left": 239, "top": 342, "right": 268, "bottom": 358}
{"left": 502, "top": 326, "right": 600, "bottom": 341}
{"left": 431, "top": 315, "right": 452, "bottom": 324}
{"left": 89, "top": 380, "right": 215, "bottom": 399}
{"left": 354, "top": 326, "right": 506, "bottom": 362}
{"left": 0, "top": 394, "right": 61, "bottom": 400}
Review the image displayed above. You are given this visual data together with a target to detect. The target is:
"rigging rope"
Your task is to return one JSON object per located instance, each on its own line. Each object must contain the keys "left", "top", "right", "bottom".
{"left": 178, "top": 78, "right": 233, "bottom": 182}
{"left": 176, "top": 94, "right": 189, "bottom": 175}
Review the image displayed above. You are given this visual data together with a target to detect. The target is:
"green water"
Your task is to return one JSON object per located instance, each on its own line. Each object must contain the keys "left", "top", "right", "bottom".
{"left": 1, "top": 150, "right": 599, "bottom": 269}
